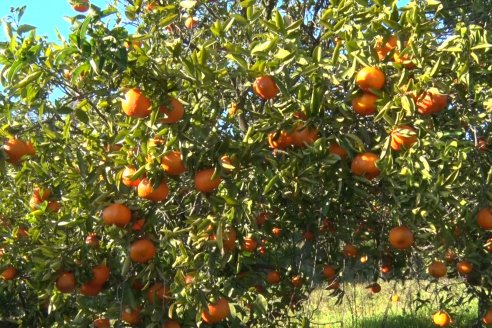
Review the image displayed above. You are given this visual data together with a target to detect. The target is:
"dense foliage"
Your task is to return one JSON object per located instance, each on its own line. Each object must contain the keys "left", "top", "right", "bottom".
{"left": 0, "top": 0, "right": 491, "bottom": 327}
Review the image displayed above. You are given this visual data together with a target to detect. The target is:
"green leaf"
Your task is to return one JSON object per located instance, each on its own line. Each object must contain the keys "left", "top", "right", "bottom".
{"left": 17, "top": 24, "right": 36, "bottom": 34}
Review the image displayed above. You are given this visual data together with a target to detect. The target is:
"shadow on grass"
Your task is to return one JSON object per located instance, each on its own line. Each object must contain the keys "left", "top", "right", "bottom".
{"left": 354, "top": 314, "right": 477, "bottom": 328}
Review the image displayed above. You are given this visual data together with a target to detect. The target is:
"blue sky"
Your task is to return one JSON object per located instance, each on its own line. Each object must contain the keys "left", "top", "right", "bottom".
{"left": 0, "top": 0, "right": 107, "bottom": 42}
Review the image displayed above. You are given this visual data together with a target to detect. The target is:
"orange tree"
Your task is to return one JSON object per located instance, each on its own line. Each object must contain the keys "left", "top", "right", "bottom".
{"left": 0, "top": 0, "right": 491, "bottom": 327}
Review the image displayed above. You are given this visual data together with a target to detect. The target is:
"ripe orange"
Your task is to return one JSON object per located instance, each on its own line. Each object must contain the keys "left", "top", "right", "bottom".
{"left": 303, "top": 231, "right": 315, "bottom": 241}
{"left": 137, "top": 178, "right": 169, "bottom": 202}
{"left": 327, "top": 280, "right": 340, "bottom": 290}
{"left": 162, "top": 320, "right": 181, "bottom": 328}
{"left": 322, "top": 265, "right": 336, "bottom": 278}
{"left": 73, "top": 0, "right": 89, "bottom": 12}
{"left": 16, "top": 227, "right": 29, "bottom": 239}
{"left": 257, "top": 212, "right": 269, "bottom": 226}
{"left": 1, "top": 266, "right": 17, "bottom": 281}
{"left": 47, "top": 201, "right": 61, "bottom": 213}
{"left": 132, "top": 218, "right": 145, "bottom": 231}
{"left": 271, "top": 227, "right": 282, "bottom": 237}
{"left": 477, "top": 137, "right": 488, "bottom": 151}
{"left": 290, "top": 124, "right": 319, "bottom": 147}
{"left": 122, "top": 166, "right": 142, "bottom": 187}
{"left": 433, "top": 310, "right": 451, "bottom": 327}
{"left": 486, "top": 238, "right": 492, "bottom": 252}
{"left": 159, "top": 97, "right": 184, "bottom": 123}
{"left": 428, "top": 261, "right": 447, "bottom": 278}
{"left": 444, "top": 249, "right": 457, "bottom": 263}
{"left": 161, "top": 151, "right": 186, "bottom": 176}
{"left": 391, "top": 294, "right": 400, "bottom": 302}
{"left": 185, "top": 17, "right": 198, "bottom": 29}
{"left": 351, "top": 152, "right": 380, "bottom": 180}
{"left": 329, "top": 142, "right": 348, "bottom": 158}
{"left": 391, "top": 125, "right": 417, "bottom": 151}
{"left": 102, "top": 203, "right": 132, "bottom": 227}
{"left": 222, "top": 228, "right": 237, "bottom": 252}
{"left": 194, "top": 169, "right": 222, "bottom": 193}
{"left": 368, "top": 283, "right": 381, "bottom": 294}
{"left": 456, "top": 261, "right": 473, "bottom": 275}
{"left": 147, "top": 283, "right": 170, "bottom": 304}
{"left": 413, "top": 88, "right": 448, "bottom": 115}
{"left": 360, "top": 254, "right": 369, "bottom": 264}
{"left": 375, "top": 35, "right": 397, "bottom": 60}
{"left": 388, "top": 226, "right": 414, "bottom": 249}
{"left": 56, "top": 272, "right": 76, "bottom": 293}
{"left": 228, "top": 102, "right": 238, "bottom": 117}
{"left": 266, "top": 271, "right": 281, "bottom": 284}
{"left": 93, "top": 318, "right": 110, "bottom": 328}
{"left": 130, "top": 239, "right": 156, "bottom": 263}
{"left": 483, "top": 309, "right": 492, "bottom": 325}
{"left": 291, "top": 275, "right": 302, "bottom": 287}
{"left": 80, "top": 282, "right": 103, "bottom": 296}
{"left": 477, "top": 208, "right": 492, "bottom": 230}
{"left": 122, "top": 88, "right": 152, "bottom": 118}
{"left": 220, "top": 155, "right": 235, "bottom": 172}
{"left": 3, "top": 139, "right": 30, "bottom": 163}
{"left": 25, "top": 141, "right": 36, "bottom": 156}
{"left": 343, "top": 244, "right": 357, "bottom": 258}
{"left": 352, "top": 93, "right": 378, "bottom": 116}
{"left": 242, "top": 237, "right": 257, "bottom": 252}
{"left": 355, "top": 67, "right": 385, "bottom": 91}
{"left": 253, "top": 76, "right": 279, "bottom": 100}
{"left": 393, "top": 50, "right": 415, "bottom": 69}
{"left": 380, "top": 264, "right": 392, "bottom": 274}
{"left": 122, "top": 306, "right": 141, "bottom": 325}
{"left": 268, "top": 130, "right": 293, "bottom": 149}
{"left": 185, "top": 274, "right": 195, "bottom": 285}
{"left": 92, "top": 264, "right": 110, "bottom": 285}
{"left": 201, "top": 297, "right": 230, "bottom": 324}
{"left": 85, "top": 233, "right": 100, "bottom": 248}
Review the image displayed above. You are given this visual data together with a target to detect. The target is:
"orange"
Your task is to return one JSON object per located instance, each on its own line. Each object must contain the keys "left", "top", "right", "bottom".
{"left": 33, "top": 187, "right": 52, "bottom": 203}
{"left": 355, "top": 67, "right": 385, "bottom": 91}
{"left": 486, "top": 237, "right": 492, "bottom": 253}
{"left": 159, "top": 97, "right": 184, "bottom": 123}
{"left": 130, "top": 239, "right": 156, "bottom": 263}
{"left": 102, "top": 203, "right": 132, "bottom": 227}
{"left": 228, "top": 102, "right": 238, "bottom": 117}
{"left": 271, "top": 227, "right": 282, "bottom": 237}
{"left": 93, "top": 318, "right": 110, "bottom": 328}
{"left": 73, "top": 0, "right": 89, "bottom": 12}
{"left": 122, "top": 88, "right": 152, "bottom": 118}
{"left": 122, "top": 166, "right": 142, "bottom": 187}
{"left": 121, "top": 306, "right": 141, "bottom": 325}
{"left": 162, "top": 320, "right": 181, "bottom": 328}
{"left": 185, "top": 274, "right": 194, "bottom": 285}
{"left": 394, "top": 50, "right": 415, "bottom": 69}
{"left": 47, "top": 201, "right": 61, "bottom": 213}
{"left": 137, "top": 178, "right": 169, "bottom": 202}
{"left": 343, "top": 244, "right": 357, "bottom": 258}
{"left": 3, "top": 139, "right": 28, "bottom": 163}
{"left": 16, "top": 227, "right": 29, "bottom": 239}
{"left": 391, "top": 294, "right": 400, "bottom": 302}
{"left": 327, "top": 280, "right": 340, "bottom": 290}
{"left": 352, "top": 93, "right": 378, "bottom": 116}
{"left": 185, "top": 17, "right": 198, "bottom": 29}
{"left": 290, "top": 124, "right": 319, "bottom": 147}
{"left": 303, "top": 231, "right": 315, "bottom": 241}
{"left": 223, "top": 228, "right": 237, "bottom": 252}
{"left": 25, "top": 141, "right": 36, "bottom": 156}
{"left": 161, "top": 151, "right": 186, "bottom": 176}
{"left": 132, "top": 218, "right": 145, "bottom": 231}
{"left": 145, "top": 2, "right": 156, "bottom": 11}
{"left": 380, "top": 264, "right": 391, "bottom": 274}
{"left": 428, "top": 261, "right": 447, "bottom": 278}
{"left": 147, "top": 282, "right": 170, "bottom": 304}
{"left": 291, "top": 275, "right": 302, "bottom": 287}
{"left": 375, "top": 35, "right": 397, "bottom": 60}
{"left": 253, "top": 76, "right": 279, "bottom": 100}
{"left": 257, "top": 212, "right": 269, "bottom": 226}
{"left": 483, "top": 309, "right": 492, "bottom": 326}
{"left": 477, "top": 208, "right": 492, "bottom": 230}
{"left": 266, "top": 271, "right": 281, "bottom": 284}
{"left": 80, "top": 282, "right": 103, "bottom": 296}
{"left": 322, "top": 265, "right": 336, "bottom": 278}
{"left": 1, "top": 266, "right": 17, "bottom": 281}
{"left": 92, "top": 264, "right": 110, "bottom": 285}
{"left": 201, "top": 297, "right": 230, "bottom": 324}
{"left": 413, "top": 88, "right": 448, "bottom": 115}
{"left": 220, "top": 155, "right": 235, "bottom": 172}
{"left": 194, "top": 168, "right": 221, "bottom": 193}
{"left": 456, "top": 261, "right": 473, "bottom": 274}
{"left": 391, "top": 125, "right": 417, "bottom": 151}
{"left": 477, "top": 137, "right": 488, "bottom": 151}
{"left": 351, "top": 152, "right": 380, "bottom": 180}
{"left": 242, "top": 237, "right": 257, "bottom": 252}
{"left": 56, "top": 272, "right": 76, "bottom": 293}
{"left": 329, "top": 142, "right": 348, "bottom": 158}
{"left": 368, "top": 283, "right": 381, "bottom": 294}
{"left": 389, "top": 226, "right": 414, "bottom": 249}
{"left": 444, "top": 249, "right": 457, "bottom": 263}
{"left": 85, "top": 233, "right": 99, "bottom": 248}
{"left": 268, "top": 130, "right": 293, "bottom": 149}
{"left": 360, "top": 254, "right": 369, "bottom": 264}
{"left": 433, "top": 310, "right": 451, "bottom": 327}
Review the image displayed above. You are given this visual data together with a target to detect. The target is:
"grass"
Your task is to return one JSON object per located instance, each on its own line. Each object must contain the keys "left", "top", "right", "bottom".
{"left": 307, "top": 280, "right": 479, "bottom": 327}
